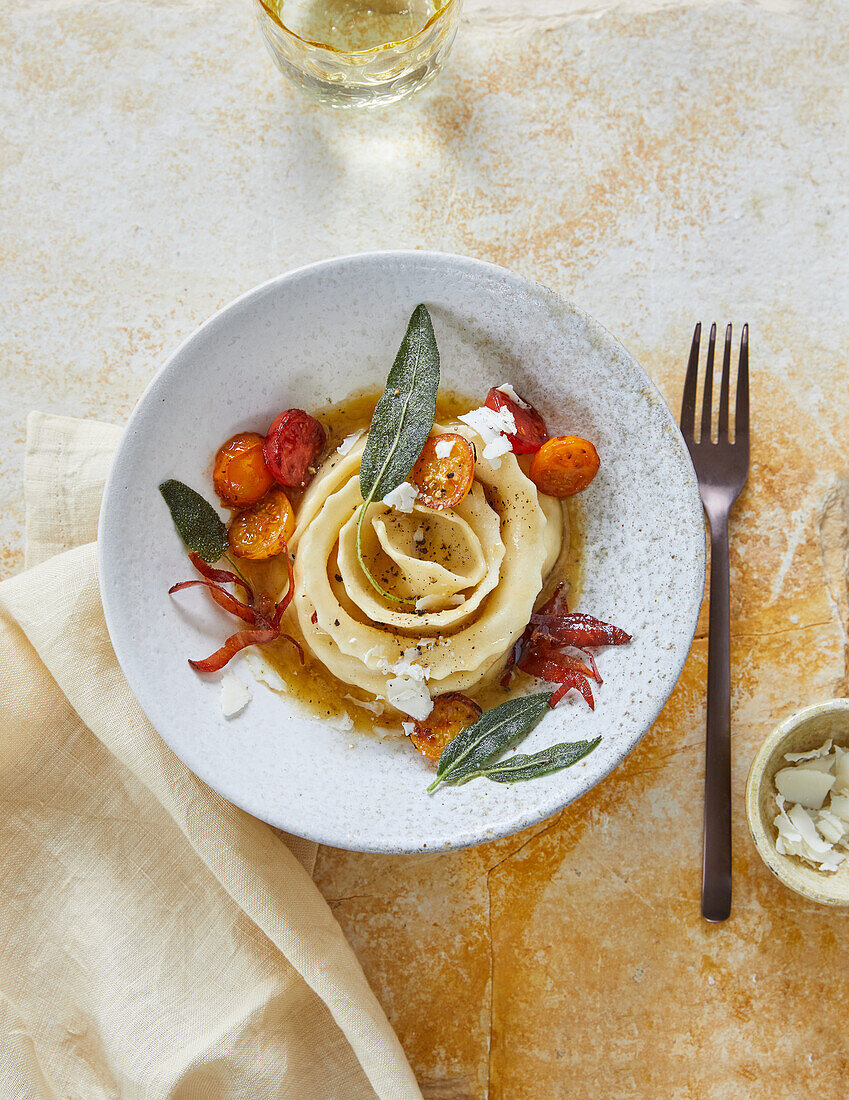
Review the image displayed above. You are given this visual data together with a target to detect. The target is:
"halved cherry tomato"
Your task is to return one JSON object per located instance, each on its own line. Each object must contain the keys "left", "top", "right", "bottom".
{"left": 410, "top": 433, "right": 475, "bottom": 510}
{"left": 263, "top": 409, "right": 327, "bottom": 490}
{"left": 213, "top": 432, "right": 276, "bottom": 508}
{"left": 529, "top": 436, "right": 600, "bottom": 497}
{"left": 484, "top": 387, "right": 549, "bottom": 454}
{"left": 229, "top": 487, "right": 295, "bottom": 559}
{"left": 409, "top": 692, "right": 482, "bottom": 761}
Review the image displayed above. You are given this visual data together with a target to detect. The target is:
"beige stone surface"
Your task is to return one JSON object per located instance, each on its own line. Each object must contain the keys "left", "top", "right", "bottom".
{"left": 3, "top": 0, "right": 849, "bottom": 1095}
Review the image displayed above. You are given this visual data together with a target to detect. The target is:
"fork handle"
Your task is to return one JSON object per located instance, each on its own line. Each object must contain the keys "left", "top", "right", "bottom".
{"left": 702, "top": 509, "right": 732, "bottom": 922}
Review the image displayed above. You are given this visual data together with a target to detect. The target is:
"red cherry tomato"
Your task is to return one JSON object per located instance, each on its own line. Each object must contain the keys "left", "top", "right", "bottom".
{"left": 484, "top": 387, "right": 549, "bottom": 455}
{"left": 263, "top": 409, "right": 327, "bottom": 489}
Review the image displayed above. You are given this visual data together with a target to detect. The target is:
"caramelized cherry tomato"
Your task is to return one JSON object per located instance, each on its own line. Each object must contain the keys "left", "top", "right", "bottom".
{"left": 529, "top": 436, "right": 600, "bottom": 497}
{"left": 229, "top": 487, "right": 295, "bottom": 559}
{"left": 484, "top": 387, "right": 549, "bottom": 454}
{"left": 213, "top": 432, "right": 276, "bottom": 508}
{"left": 410, "top": 433, "right": 475, "bottom": 510}
{"left": 409, "top": 692, "right": 482, "bottom": 761}
{"left": 263, "top": 409, "right": 327, "bottom": 490}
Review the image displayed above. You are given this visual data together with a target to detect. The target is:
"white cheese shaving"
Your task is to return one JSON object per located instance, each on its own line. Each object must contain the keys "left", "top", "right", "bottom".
{"left": 772, "top": 738, "right": 849, "bottom": 871}
{"left": 787, "top": 803, "right": 833, "bottom": 854}
{"left": 345, "top": 694, "right": 384, "bottom": 716}
{"left": 816, "top": 809, "right": 847, "bottom": 845}
{"left": 457, "top": 405, "right": 516, "bottom": 467}
{"left": 379, "top": 648, "right": 430, "bottom": 681}
{"left": 401, "top": 721, "right": 416, "bottom": 737}
{"left": 336, "top": 429, "right": 364, "bottom": 456}
{"left": 794, "top": 755, "right": 836, "bottom": 774}
{"left": 327, "top": 710, "right": 354, "bottom": 732}
{"left": 243, "top": 650, "right": 288, "bottom": 693}
{"left": 774, "top": 767, "right": 835, "bottom": 809}
{"left": 220, "top": 671, "right": 252, "bottom": 718}
{"left": 382, "top": 481, "right": 418, "bottom": 513}
{"left": 435, "top": 438, "right": 455, "bottom": 459}
{"left": 386, "top": 677, "right": 433, "bottom": 720}
{"left": 785, "top": 739, "right": 833, "bottom": 762}
{"left": 835, "top": 750, "right": 849, "bottom": 789}
{"left": 413, "top": 526, "right": 425, "bottom": 542}
{"left": 496, "top": 382, "right": 530, "bottom": 408}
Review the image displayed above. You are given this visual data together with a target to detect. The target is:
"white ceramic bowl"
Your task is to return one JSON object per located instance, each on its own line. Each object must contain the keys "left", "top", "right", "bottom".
{"left": 746, "top": 700, "right": 849, "bottom": 906}
{"left": 99, "top": 251, "right": 705, "bottom": 853}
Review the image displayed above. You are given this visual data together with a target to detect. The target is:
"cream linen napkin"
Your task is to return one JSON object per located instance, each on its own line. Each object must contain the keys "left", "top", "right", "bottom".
{"left": 0, "top": 413, "right": 423, "bottom": 1100}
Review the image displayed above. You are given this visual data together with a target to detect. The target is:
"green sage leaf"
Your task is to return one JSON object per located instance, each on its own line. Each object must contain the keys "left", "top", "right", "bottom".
{"left": 159, "top": 479, "right": 228, "bottom": 564}
{"left": 359, "top": 304, "right": 440, "bottom": 502}
{"left": 464, "top": 737, "right": 602, "bottom": 784}
{"left": 428, "top": 692, "right": 553, "bottom": 792}
{"left": 357, "top": 305, "right": 440, "bottom": 602}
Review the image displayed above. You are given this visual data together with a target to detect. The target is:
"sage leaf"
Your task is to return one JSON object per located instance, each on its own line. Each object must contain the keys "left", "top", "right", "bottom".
{"left": 359, "top": 304, "right": 440, "bottom": 501}
{"left": 357, "top": 305, "right": 440, "bottom": 602}
{"left": 463, "top": 737, "right": 602, "bottom": 784}
{"left": 428, "top": 692, "right": 553, "bottom": 792}
{"left": 159, "top": 479, "right": 228, "bottom": 564}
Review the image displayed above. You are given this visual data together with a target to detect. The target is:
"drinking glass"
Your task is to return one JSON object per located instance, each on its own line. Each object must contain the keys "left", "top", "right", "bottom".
{"left": 255, "top": 0, "right": 462, "bottom": 109}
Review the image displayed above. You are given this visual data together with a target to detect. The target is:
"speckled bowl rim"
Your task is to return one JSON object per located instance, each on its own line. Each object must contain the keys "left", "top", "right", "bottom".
{"left": 98, "top": 250, "right": 706, "bottom": 853}
{"left": 746, "top": 699, "right": 849, "bottom": 906}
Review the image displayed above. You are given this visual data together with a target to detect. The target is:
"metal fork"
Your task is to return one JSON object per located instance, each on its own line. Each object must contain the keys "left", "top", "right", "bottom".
{"left": 680, "top": 322, "right": 749, "bottom": 923}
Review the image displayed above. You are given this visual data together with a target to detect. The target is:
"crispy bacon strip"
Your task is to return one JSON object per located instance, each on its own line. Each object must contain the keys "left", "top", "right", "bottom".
{"left": 519, "top": 655, "right": 596, "bottom": 710}
{"left": 526, "top": 648, "right": 598, "bottom": 680}
{"left": 502, "top": 581, "right": 627, "bottom": 706}
{"left": 271, "top": 547, "right": 296, "bottom": 629}
{"left": 189, "top": 628, "right": 279, "bottom": 672}
{"left": 168, "top": 579, "right": 259, "bottom": 624}
{"left": 582, "top": 649, "right": 602, "bottom": 684}
{"left": 170, "top": 545, "right": 302, "bottom": 672}
{"left": 528, "top": 612, "right": 631, "bottom": 647}
{"left": 186, "top": 552, "right": 254, "bottom": 601}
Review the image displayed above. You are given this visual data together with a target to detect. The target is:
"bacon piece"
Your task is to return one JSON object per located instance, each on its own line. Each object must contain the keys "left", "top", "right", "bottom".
{"left": 189, "top": 628, "right": 279, "bottom": 672}
{"left": 272, "top": 546, "right": 296, "bottom": 628}
{"left": 528, "top": 612, "right": 631, "bottom": 647}
{"left": 186, "top": 552, "right": 254, "bottom": 602}
{"left": 168, "top": 579, "right": 259, "bottom": 624}
{"left": 170, "top": 547, "right": 300, "bottom": 673}
{"left": 519, "top": 654, "right": 595, "bottom": 710}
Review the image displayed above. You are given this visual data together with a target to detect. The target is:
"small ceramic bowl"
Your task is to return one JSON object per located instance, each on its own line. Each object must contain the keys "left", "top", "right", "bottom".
{"left": 746, "top": 699, "right": 849, "bottom": 905}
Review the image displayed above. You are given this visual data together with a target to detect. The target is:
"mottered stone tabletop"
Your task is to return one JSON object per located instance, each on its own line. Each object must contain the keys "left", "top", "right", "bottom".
{"left": 3, "top": 0, "right": 849, "bottom": 1095}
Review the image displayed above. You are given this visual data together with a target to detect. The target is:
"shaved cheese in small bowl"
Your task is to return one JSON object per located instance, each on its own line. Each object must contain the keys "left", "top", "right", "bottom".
{"left": 772, "top": 739, "right": 849, "bottom": 872}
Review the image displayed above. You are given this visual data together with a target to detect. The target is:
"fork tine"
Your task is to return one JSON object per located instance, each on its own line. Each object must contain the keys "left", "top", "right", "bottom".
{"left": 717, "top": 323, "right": 732, "bottom": 440}
{"left": 680, "top": 322, "right": 701, "bottom": 439}
{"left": 700, "top": 323, "right": 717, "bottom": 443}
{"left": 736, "top": 323, "right": 749, "bottom": 441}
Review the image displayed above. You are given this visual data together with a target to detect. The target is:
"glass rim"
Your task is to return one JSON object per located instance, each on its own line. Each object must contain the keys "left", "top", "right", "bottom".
{"left": 255, "top": 0, "right": 458, "bottom": 57}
